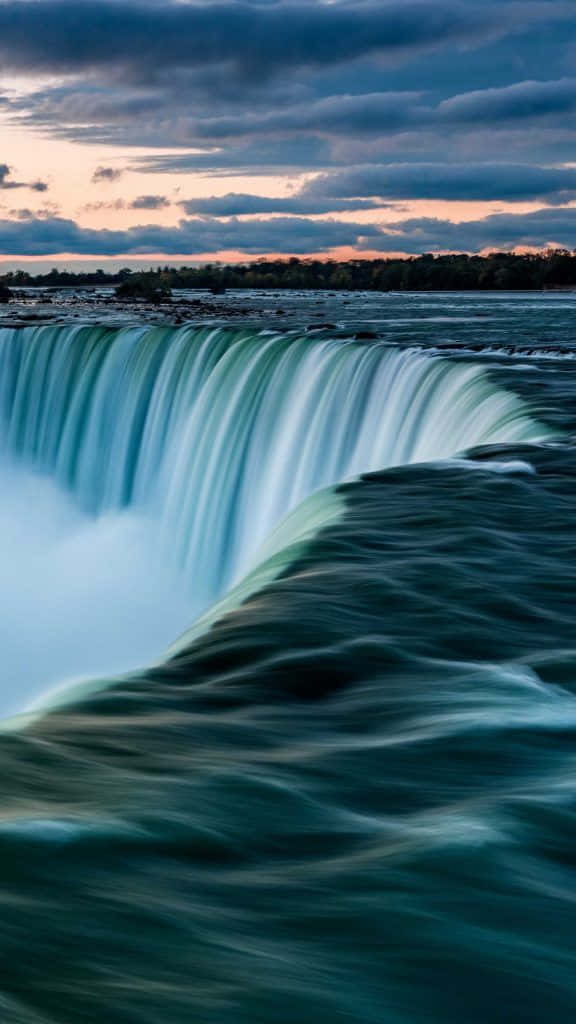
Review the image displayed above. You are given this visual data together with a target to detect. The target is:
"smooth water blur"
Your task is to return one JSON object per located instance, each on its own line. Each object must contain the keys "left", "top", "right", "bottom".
{"left": 0, "top": 323, "right": 550, "bottom": 601}
{"left": 0, "top": 318, "right": 553, "bottom": 714}
{"left": 0, "top": 295, "right": 574, "bottom": 1023}
{"left": 1, "top": 445, "right": 576, "bottom": 1023}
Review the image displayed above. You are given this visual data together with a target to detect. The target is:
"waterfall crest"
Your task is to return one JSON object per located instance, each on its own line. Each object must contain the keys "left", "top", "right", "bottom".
{"left": 0, "top": 323, "right": 552, "bottom": 608}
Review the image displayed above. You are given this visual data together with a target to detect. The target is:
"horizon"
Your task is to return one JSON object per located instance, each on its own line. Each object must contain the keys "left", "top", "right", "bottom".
{"left": 0, "top": 249, "right": 574, "bottom": 280}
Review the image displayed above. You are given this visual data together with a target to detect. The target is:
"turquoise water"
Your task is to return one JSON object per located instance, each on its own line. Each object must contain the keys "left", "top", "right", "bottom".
{"left": 0, "top": 296, "right": 575, "bottom": 1021}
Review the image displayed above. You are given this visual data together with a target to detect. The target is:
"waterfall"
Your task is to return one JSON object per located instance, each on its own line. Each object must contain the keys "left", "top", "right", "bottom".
{"left": 0, "top": 323, "right": 552, "bottom": 610}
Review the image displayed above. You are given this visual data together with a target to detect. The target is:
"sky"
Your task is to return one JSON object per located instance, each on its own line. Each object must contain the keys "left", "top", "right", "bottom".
{"left": 0, "top": 0, "right": 575, "bottom": 265}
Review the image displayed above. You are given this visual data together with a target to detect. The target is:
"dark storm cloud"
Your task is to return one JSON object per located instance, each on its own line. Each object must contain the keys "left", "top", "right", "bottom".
{"left": 304, "top": 163, "right": 576, "bottom": 204}
{"left": 179, "top": 194, "right": 391, "bottom": 215}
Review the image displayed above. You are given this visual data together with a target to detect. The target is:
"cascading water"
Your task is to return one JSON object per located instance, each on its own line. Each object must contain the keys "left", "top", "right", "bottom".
{"left": 0, "top": 325, "right": 551, "bottom": 582}
{"left": 0, "top": 299, "right": 575, "bottom": 1024}
{"left": 0, "top": 321, "right": 553, "bottom": 711}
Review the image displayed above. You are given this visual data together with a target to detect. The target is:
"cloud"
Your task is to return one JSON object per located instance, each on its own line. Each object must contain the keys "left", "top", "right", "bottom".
{"left": 304, "top": 162, "right": 576, "bottom": 204}
{"left": 1, "top": 2, "right": 575, "bottom": 251}
{"left": 438, "top": 77, "right": 576, "bottom": 123}
{"left": 373, "top": 205, "right": 576, "bottom": 252}
{"left": 2, "top": 205, "right": 576, "bottom": 256}
{"left": 179, "top": 193, "right": 391, "bottom": 215}
{"left": 8, "top": 203, "right": 60, "bottom": 220}
{"left": 0, "top": 214, "right": 381, "bottom": 255}
{"left": 0, "top": 164, "right": 48, "bottom": 192}
{"left": 92, "top": 166, "right": 124, "bottom": 184}
{"left": 179, "top": 92, "right": 422, "bottom": 141}
{"left": 83, "top": 195, "right": 170, "bottom": 211}
{"left": 1, "top": 0, "right": 572, "bottom": 176}
{"left": 130, "top": 194, "right": 171, "bottom": 210}
{"left": 83, "top": 199, "right": 126, "bottom": 213}
{"left": 16, "top": 79, "right": 576, "bottom": 153}
{"left": 134, "top": 137, "right": 335, "bottom": 174}
{"left": 9, "top": 208, "right": 40, "bottom": 221}
{"left": 0, "top": 1, "right": 524, "bottom": 82}
{"left": 182, "top": 79, "right": 576, "bottom": 142}
{"left": 79, "top": 76, "right": 575, "bottom": 173}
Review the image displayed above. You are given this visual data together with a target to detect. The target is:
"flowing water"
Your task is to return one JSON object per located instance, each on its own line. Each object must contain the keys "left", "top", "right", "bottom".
{"left": 0, "top": 292, "right": 575, "bottom": 1022}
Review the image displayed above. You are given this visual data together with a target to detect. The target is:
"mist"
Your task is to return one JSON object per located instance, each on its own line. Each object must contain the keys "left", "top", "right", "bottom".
{"left": 0, "top": 460, "right": 194, "bottom": 716}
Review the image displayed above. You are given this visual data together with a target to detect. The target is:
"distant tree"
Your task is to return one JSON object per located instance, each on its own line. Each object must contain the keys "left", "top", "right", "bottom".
{"left": 3, "top": 250, "right": 576, "bottom": 293}
{"left": 115, "top": 276, "right": 172, "bottom": 303}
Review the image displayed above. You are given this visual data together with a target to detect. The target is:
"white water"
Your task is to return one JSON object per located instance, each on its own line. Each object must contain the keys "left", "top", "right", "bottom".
{"left": 0, "top": 323, "right": 554, "bottom": 712}
{"left": 0, "top": 463, "right": 195, "bottom": 712}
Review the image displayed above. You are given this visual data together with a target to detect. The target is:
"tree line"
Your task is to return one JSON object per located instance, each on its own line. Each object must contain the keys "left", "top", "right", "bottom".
{"left": 2, "top": 251, "right": 576, "bottom": 296}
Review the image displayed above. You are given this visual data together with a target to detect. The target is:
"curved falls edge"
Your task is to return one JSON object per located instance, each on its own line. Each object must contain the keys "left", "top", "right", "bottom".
{"left": 0, "top": 323, "right": 572, "bottom": 1022}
